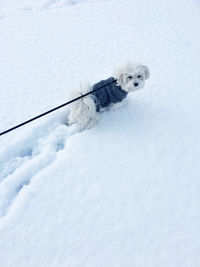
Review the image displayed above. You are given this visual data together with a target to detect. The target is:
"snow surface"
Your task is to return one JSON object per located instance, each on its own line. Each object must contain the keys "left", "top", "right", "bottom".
{"left": 0, "top": 0, "right": 200, "bottom": 266}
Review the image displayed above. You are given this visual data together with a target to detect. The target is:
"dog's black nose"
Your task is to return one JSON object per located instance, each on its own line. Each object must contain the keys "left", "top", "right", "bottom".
{"left": 134, "top": 82, "right": 139, "bottom": 87}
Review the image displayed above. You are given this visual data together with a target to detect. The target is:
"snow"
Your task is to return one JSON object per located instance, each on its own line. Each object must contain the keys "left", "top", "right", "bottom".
{"left": 0, "top": 0, "right": 200, "bottom": 266}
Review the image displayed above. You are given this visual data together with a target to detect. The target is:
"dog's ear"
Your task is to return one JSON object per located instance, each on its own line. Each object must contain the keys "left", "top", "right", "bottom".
{"left": 141, "top": 65, "right": 150, "bottom": 79}
{"left": 117, "top": 73, "right": 125, "bottom": 85}
{"left": 114, "top": 68, "right": 126, "bottom": 85}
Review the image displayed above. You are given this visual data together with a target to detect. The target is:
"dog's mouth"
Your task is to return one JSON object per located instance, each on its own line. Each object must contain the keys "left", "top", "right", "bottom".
{"left": 128, "top": 82, "right": 143, "bottom": 92}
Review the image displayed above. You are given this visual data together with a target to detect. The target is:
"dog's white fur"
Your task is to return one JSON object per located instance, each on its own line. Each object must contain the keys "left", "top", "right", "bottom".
{"left": 68, "top": 63, "right": 150, "bottom": 129}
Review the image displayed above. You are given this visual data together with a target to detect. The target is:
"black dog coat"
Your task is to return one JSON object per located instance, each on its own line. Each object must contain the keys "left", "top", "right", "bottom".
{"left": 91, "top": 77, "right": 128, "bottom": 112}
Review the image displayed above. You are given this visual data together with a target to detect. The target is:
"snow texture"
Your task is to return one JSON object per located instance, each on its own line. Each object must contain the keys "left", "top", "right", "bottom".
{"left": 0, "top": 0, "right": 200, "bottom": 266}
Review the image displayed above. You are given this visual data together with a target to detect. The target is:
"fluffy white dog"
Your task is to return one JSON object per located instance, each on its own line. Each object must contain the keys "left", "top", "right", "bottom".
{"left": 68, "top": 63, "right": 150, "bottom": 129}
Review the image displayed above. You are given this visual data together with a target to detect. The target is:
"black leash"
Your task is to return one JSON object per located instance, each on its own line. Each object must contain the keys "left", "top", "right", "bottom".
{"left": 0, "top": 79, "right": 117, "bottom": 136}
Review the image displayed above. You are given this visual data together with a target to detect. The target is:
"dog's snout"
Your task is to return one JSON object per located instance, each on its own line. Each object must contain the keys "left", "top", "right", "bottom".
{"left": 134, "top": 82, "right": 139, "bottom": 87}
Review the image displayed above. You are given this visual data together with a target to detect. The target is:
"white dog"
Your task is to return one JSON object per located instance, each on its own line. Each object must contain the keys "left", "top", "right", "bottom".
{"left": 68, "top": 63, "right": 150, "bottom": 129}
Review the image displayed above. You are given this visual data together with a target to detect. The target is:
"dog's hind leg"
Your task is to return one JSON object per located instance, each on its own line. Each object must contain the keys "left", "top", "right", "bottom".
{"left": 68, "top": 93, "right": 99, "bottom": 129}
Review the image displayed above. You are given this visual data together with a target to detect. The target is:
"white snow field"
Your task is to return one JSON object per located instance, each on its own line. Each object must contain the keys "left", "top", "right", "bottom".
{"left": 0, "top": 0, "right": 200, "bottom": 266}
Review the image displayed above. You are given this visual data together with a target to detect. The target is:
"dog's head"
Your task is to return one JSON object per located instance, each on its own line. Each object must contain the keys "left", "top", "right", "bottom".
{"left": 115, "top": 63, "right": 150, "bottom": 92}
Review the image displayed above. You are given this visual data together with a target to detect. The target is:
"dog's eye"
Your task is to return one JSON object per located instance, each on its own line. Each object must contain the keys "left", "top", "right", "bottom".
{"left": 128, "top": 76, "right": 132, "bottom": 79}
{"left": 137, "top": 75, "right": 142, "bottom": 78}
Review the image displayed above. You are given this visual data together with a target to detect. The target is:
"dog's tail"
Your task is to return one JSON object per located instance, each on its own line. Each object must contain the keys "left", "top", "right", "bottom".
{"left": 68, "top": 84, "right": 99, "bottom": 129}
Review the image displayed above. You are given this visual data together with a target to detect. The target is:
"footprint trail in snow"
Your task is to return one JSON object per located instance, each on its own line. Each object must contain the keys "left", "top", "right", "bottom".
{"left": 0, "top": 119, "right": 80, "bottom": 219}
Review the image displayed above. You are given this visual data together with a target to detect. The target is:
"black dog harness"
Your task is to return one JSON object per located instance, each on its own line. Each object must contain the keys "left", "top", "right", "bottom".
{"left": 91, "top": 77, "right": 128, "bottom": 112}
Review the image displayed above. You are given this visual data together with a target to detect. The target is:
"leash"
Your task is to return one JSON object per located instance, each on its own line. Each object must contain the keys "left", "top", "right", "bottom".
{"left": 0, "top": 79, "right": 117, "bottom": 137}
